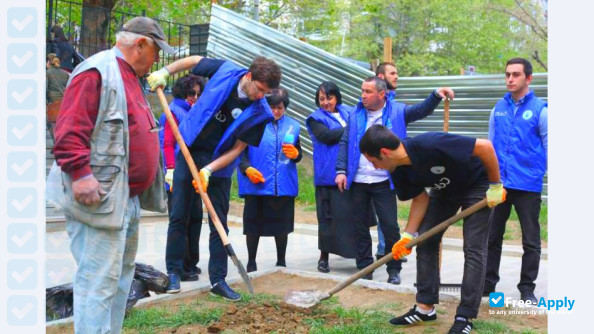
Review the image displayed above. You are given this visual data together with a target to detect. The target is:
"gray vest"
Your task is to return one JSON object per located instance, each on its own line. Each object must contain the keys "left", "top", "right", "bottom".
{"left": 60, "top": 48, "right": 166, "bottom": 230}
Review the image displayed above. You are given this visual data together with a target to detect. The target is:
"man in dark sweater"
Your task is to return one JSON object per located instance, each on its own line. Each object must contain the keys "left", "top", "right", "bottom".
{"left": 359, "top": 124, "right": 506, "bottom": 334}
{"left": 147, "top": 55, "right": 280, "bottom": 301}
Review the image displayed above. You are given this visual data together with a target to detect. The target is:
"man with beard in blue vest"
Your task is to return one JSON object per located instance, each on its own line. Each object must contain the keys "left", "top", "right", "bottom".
{"left": 147, "top": 55, "right": 280, "bottom": 301}
{"left": 335, "top": 77, "right": 454, "bottom": 284}
{"left": 483, "top": 58, "right": 547, "bottom": 304}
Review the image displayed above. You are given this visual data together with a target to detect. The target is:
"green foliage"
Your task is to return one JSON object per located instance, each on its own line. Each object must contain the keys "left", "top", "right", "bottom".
{"left": 309, "top": 308, "right": 397, "bottom": 334}
{"left": 473, "top": 319, "right": 510, "bottom": 333}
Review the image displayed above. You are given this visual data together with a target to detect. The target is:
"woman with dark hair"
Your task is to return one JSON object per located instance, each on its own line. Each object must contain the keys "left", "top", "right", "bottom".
{"left": 237, "top": 88, "right": 302, "bottom": 272}
{"left": 50, "top": 24, "right": 76, "bottom": 72}
{"left": 159, "top": 74, "right": 205, "bottom": 289}
{"left": 306, "top": 81, "right": 362, "bottom": 273}
{"left": 46, "top": 53, "right": 69, "bottom": 104}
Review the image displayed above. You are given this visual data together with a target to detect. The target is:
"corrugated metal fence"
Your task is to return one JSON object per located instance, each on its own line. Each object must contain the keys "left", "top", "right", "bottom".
{"left": 207, "top": 4, "right": 548, "bottom": 196}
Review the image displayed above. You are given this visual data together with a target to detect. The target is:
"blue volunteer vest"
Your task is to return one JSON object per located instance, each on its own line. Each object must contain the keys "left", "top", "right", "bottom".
{"left": 159, "top": 98, "right": 191, "bottom": 190}
{"left": 492, "top": 91, "right": 547, "bottom": 192}
{"left": 307, "top": 105, "right": 351, "bottom": 186}
{"left": 178, "top": 61, "right": 274, "bottom": 178}
{"left": 345, "top": 98, "right": 407, "bottom": 189}
{"left": 237, "top": 115, "right": 300, "bottom": 197}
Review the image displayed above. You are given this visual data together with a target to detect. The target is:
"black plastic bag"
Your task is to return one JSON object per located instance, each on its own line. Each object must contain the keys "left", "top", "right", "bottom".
{"left": 126, "top": 278, "right": 150, "bottom": 311}
{"left": 134, "top": 263, "right": 169, "bottom": 293}
{"left": 46, "top": 283, "right": 73, "bottom": 321}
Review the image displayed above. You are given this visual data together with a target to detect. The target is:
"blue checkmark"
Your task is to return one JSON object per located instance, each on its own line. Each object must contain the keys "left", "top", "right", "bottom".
{"left": 7, "top": 295, "right": 37, "bottom": 326}
{"left": 7, "top": 8, "right": 37, "bottom": 38}
{"left": 7, "top": 116, "right": 37, "bottom": 146}
{"left": 7, "top": 188, "right": 37, "bottom": 218}
{"left": 7, "top": 80, "right": 37, "bottom": 110}
{"left": 7, "top": 224, "right": 37, "bottom": 254}
{"left": 7, "top": 152, "right": 37, "bottom": 182}
{"left": 7, "top": 260, "right": 37, "bottom": 290}
{"left": 489, "top": 292, "right": 505, "bottom": 307}
{"left": 7, "top": 44, "right": 37, "bottom": 74}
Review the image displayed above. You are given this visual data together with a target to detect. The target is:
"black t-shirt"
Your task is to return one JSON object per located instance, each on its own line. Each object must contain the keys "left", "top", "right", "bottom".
{"left": 190, "top": 58, "right": 265, "bottom": 155}
{"left": 390, "top": 132, "right": 488, "bottom": 200}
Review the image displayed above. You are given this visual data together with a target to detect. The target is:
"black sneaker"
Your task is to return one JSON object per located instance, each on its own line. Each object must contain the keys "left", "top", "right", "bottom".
{"left": 317, "top": 260, "right": 330, "bottom": 273}
{"left": 362, "top": 272, "right": 373, "bottom": 280}
{"left": 166, "top": 273, "right": 181, "bottom": 293}
{"left": 210, "top": 281, "right": 240, "bottom": 302}
{"left": 181, "top": 270, "right": 199, "bottom": 282}
{"left": 520, "top": 291, "right": 538, "bottom": 304}
{"left": 389, "top": 305, "right": 436, "bottom": 326}
{"left": 246, "top": 262, "right": 257, "bottom": 273}
{"left": 448, "top": 316, "right": 473, "bottom": 334}
{"left": 387, "top": 271, "right": 401, "bottom": 285}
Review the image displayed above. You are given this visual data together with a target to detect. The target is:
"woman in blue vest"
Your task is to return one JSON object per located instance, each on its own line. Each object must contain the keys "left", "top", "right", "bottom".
{"left": 306, "top": 81, "right": 361, "bottom": 273}
{"left": 238, "top": 88, "right": 302, "bottom": 272}
{"left": 158, "top": 74, "right": 204, "bottom": 282}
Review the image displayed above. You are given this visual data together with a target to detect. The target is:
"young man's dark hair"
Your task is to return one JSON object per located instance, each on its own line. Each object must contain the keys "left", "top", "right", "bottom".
{"left": 359, "top": 124, "right": 402, "bottom": 158}
{"left": 172, "top": 74, "right": 205, "bottom": 99}
{"left": 506, "top": 58, "right": 533, "bottom": 76}
{"left": 249, "top": 56, "right": 282, "bottom": 89}
{"left": 364, "top": 76, "right": 388, "bottom": 93}
{"left": 266, "top": 87, "right": 290, "bottom": 108}
{"left": 376, "top": 62, "right": 395, "bottom": 76}
{"left": 314, "top": 81, "right": 342, "bottom": 107}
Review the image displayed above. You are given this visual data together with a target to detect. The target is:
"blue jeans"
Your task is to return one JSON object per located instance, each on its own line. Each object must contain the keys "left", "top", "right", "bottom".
{"left": 167, "top": 151, "right": 231, "bottom": 285}
{"left": 377, "top": 221, "right": 386, "bottom": 255}
{"left": 65, "top": 196, "right": 140, "bottom": 334}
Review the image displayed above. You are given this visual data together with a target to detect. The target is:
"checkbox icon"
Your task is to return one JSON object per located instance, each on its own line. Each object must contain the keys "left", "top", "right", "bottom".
{"left": 7, "top": 187, "right": 37, "bottom": 218}
{"left": 7, "top": 116, "right": 37, "bottom": 146}
{"left": 7, "top": 152, "right": 37, "bottom": 182}
{"left": 7, "top": 8, "right": 37, "bottom": 38}
{"left": 7, "top": 295, "right": 37, "bottom": 326}
{"left": 7, "top": 224, "right": 37, "bottom": 254}
{"left": 7, "top": 259, "right": 37, "bottom": 290}
{"left": 8, "top": 80, "right": 37, "bottom": 110}
{"left": 8, "top": 44, "right": 37, "bottom": 74}
{"left": 489, "top": 292, "right": 505, "bottom": 307}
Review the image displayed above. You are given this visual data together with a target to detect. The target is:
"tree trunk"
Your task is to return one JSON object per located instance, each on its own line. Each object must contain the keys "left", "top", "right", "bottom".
{"left": 80, "top": 0, "right": 117, "bottom": 58}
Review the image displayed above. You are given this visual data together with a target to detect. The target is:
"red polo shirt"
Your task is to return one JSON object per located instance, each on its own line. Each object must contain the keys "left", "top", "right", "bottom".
{"left": 54, "top": 57, "right": 159, "bottom": 197}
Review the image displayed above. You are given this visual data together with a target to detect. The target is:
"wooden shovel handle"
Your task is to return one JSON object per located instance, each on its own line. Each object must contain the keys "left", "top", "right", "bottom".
{"left": 443, "top": 98, "right": 450, "bottom": 132}
{"left": 156, "top": 88, "right": 230, "bottom": 246}
{"left": 326, "top": 198, "right": 488, "bottom": 297}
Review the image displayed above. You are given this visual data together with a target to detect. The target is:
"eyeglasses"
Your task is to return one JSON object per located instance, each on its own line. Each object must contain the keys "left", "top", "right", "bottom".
{"left": 253, "top": 81, "right": 272, "bottom": 97}
{"left": 188, "top": 90, "right": 201, "bottom": 97}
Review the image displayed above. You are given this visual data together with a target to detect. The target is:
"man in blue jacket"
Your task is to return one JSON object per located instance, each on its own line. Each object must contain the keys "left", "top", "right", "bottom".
{"left": 376, "top": 61, "right": 398, "bottom": 101}
{"left": 147, "top": 55, "right": 279, "bottom": 301}
{"left": 335, "top": 77, "right": 454, "bottom": 284}
{"left": 484, "top": 58, "right": 547, "bottom": 304}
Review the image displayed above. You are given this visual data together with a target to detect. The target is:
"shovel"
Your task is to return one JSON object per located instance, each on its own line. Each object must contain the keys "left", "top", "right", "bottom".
{"left": 284, "top": 198, "right": 488, "bottom": 308}
{"left": 156, "top": 87, "right": 254, "bottom": 295}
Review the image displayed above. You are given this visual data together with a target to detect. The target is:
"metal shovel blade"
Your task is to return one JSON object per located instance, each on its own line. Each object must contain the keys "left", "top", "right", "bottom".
{"left": 230, "top": 255, "right": 254, "bottom": 295}
{"left": 284, "top": 289, "right": 330, "bottom": 308}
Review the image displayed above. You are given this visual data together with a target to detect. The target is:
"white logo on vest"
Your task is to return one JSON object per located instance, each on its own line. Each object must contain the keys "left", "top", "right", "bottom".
{"left": 522, "top": 110, "right": 533, "bottom": 120}
{"left": 231, "top": 108, "right": 243, "bottom": 119}
{"left": 431, "top": 166, "right": 446, "bottom": 174}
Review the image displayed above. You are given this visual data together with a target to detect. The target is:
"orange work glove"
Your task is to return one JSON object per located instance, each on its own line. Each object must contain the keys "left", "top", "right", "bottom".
{"left": 192, "top": 167, "right": 212, "bottom": 193}
{"left": 246, "top": 167, "right": 265, "bottom": 184}
{"left": 392, "top": 232, "right": 415, "bottom": 260}
{"left": 282, "top": 144, "right": 299, "bottom": 159}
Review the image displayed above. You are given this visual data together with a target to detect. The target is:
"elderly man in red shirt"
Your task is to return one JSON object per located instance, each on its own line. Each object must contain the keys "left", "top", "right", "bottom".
{"left": 53, "top": 17, "right": 174, "bottom": 333}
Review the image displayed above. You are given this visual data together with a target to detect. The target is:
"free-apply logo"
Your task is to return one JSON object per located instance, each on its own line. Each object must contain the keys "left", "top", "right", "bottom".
{"left": 489, "top": 292, "right": 505, "bottom": 307}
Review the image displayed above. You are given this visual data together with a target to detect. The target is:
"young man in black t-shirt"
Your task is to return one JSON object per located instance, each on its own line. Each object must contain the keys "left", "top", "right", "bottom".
{"left": 359, "top": 125, "right": 506, "bottom": 334}
{"left": 147, "top": 56, "right": 281, "bottom": 301}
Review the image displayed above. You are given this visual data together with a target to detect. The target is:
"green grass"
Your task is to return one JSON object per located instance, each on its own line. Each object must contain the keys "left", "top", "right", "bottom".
{"left": 308, "top": 307, "right": 399, "bottom": 334}
{"left": 123, "top": 301, "right": 222, "bottom": 332}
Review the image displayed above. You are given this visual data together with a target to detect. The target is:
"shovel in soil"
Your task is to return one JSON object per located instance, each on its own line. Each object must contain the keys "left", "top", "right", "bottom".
{"left": 156, "top": 87, "right": 254, "bottom": 295}
{"left": 285, "top": 198, "right": 488, "bottom": 308}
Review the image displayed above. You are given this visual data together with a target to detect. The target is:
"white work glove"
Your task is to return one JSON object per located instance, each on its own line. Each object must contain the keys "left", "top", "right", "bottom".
{"left": 165, "top": 169, "right": 174, "bottom": 188}
{"left": 147, "top": 67, "right": 170, "bottom": 91}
